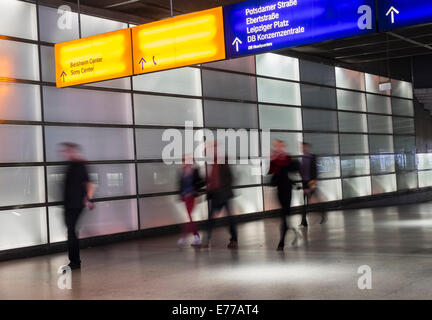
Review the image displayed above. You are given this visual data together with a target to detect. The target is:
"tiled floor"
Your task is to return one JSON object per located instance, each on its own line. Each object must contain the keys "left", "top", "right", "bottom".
{"left": 2, "top": 202, "right": 432, "bottom": 299}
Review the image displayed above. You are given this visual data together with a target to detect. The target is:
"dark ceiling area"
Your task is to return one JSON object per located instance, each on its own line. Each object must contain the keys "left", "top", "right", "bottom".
{"left": 58, "top": 0, "right": 432, "bottom": 82}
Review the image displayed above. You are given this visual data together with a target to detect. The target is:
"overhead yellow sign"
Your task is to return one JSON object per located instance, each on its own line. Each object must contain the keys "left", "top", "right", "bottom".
{"left": 55, "top": 29, "right": 133, "bottom": 87}
{"left": 132, "top": 7, "right": 225, "bottom": 74}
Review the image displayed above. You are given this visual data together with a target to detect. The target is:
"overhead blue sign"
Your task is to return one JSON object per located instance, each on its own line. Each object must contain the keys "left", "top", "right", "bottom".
{"left": 223, "top": 0, "right": 377, "bottom": 58}
{"left": 378, "top": 0, "right": 432, "bottom": 31}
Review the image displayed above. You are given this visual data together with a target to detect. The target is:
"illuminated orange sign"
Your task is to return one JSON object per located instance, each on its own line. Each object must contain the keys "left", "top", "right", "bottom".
{"left": 132, "top": 7, "right": 225, "bottom": 74}
{"left": 55, "top": 29, "right": 133, "bottom": 87}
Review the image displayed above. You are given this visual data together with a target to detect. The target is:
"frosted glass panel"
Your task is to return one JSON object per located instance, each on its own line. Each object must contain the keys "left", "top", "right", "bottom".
{"left": 303, "top": 109, "right": 337, "bottom": 131}
{"left": 392, "top": 98, "right": 414, "bottom": 116}
{"left": 0, "top": 82, "right": 41, "bottom": 121}
{"left": 204, "top": 100, "right": 258, "bottom": 128}
{"left": 317, "top": 156, "right": 340, "bottom": 179}
{"left": 136, "top": 129, "right": 204, "bottom": 160}
{"left": 231, "top": 187, "right": 263, "bottom": 215}
{"left": 365, "top": 74, "right": 391, "bottom": 95}
{"left": 138, "top": 163, "right": 182, "bottom": 194}
{"left": 204, "top": 55, "right": 255, "bottom": 74}
{"left": 259, "top": 105, "right": 302, "bottom": 130}
{"left": 393, "top": 117, "right": 415, "bottom": 134}
{"left": 337, "top": 90, "right": 366, "bottom": 112}
{"left": 43, "top": 87, "right": 132, "bottom": 124}
{"left": 256, "top": 53, "right": 299, "bottom": 80}
{"left": 314, "top": 179, "right": 342, "bottom": 202}
{"left": 134, "top": 94, "right": 203, "bottom": 127}
{"left": 257, "top": 78, "right": 301, "bottom": 105}
{"left": 301, "top": 85, "right": 337, "bottom": 109}
{"left": 0, "top": 166, "right": 44, "bottom": 206}
{"left": 0, "top": 125, "right": 43, "bottom": 162}
{"left": 48, "top": 164, "right": 136, "bottom": 202}
{"left": 40, "top": 45, "right": 55, "bottom": 82}
{"left": 49, "top": 199, "right": 138, "bottom": 242}
{"left": 269, "top": 132, "right": 302, "bottom": 156}
{"left": 45, "top": 126, "right": 134, "bottom": 161}
{"left": 397, "top": 172, "right": 418, "bottom": 190}
{"left": 341, "top": 156, "right": 370, "bottom": 177}
{"left": 303, "top": 133, "right": 339, "bottom": 155}
{"left": 231, "top": 163, "right": 262, "bottom": 186}
{"left": 335, "top": 68, "right": 365, "bottom": 91}
{"left": 343, "top": 176, "right": 371, "bottom": 199}
{"left": 391, "top": 80, "right": 413, "bottom": 99}
{"left": 394, "top": 136, "right": 416, "bottom": 153}
{"left": 369, "top": 135, "right": 394, "bottom": 154}
{"left": 395, "top": 153, "right": 416, "bottom": 171}
{"left": 417, "top": 153, "right": 432, "bottom": 170}
{"left": 83, "top": 77, "right": 131, "bottom": 90}
{"left": 370, "top": 154, "right": 395, "bottom": 174}
{"left": 80, "top": 15, "right": 127, "bottom": 37}
{"left": 299, "top": 60, "right": 335, "bottom": 86}
{"left": 0, "top": 207, "right": 47, "bottom": 251}
{"left": 38, "top": 5, "right": 79, "bottom": 43}
{"left": 0, "top": 39, "right": 39, "bottom": 80}
{"left": 367, "top": 94, "right": 392, "bottom": 114}
{"left": 418, "top": 170, "right": 432, "bottom": 188}
{"left": 263, "top": 186, "right": 304, "bottom": 210}
{"left": 340, "top": 134, "right": 369, "bottom": 154}
{"left": 372, "top": 174, "right": 397, "bottom": 194}
{"left": 0, "top": 0, "right": 37, "bottom": 40}
{"left": 139, "top": 194, "right": 208, "bottom": 229}
{"left": 202, "top": 70, "right": 257, "bottom": 101}
{"left": 133, "top": 67, "right": 201, "bottom": 96}
{"left": 368, "top": 115, "right": 393, "bottom": 134}
{"left": 338, "top": 112, "right": 367, "bottom": 133}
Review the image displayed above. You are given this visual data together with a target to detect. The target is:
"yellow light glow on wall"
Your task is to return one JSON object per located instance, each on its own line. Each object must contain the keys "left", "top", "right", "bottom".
{"left": 132, "top": 7, "right": 225, "bottom": 74}
{"left": 55, "top": 29, "right": 133, "bottom": 88}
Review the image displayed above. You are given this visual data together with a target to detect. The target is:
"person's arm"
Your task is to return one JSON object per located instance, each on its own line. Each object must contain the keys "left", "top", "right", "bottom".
{"left": 82, "top": 165, "right": 95, "bottom": 209}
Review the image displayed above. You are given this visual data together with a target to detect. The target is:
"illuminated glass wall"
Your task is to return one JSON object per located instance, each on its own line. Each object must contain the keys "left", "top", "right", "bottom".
{"left": 0, "top": 0, "right": 424, "bottom": 253}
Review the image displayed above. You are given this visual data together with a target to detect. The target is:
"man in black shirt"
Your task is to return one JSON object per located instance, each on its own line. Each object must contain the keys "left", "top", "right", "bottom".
{"left": 60, "top": 142, "right": 94, "bottom": 270}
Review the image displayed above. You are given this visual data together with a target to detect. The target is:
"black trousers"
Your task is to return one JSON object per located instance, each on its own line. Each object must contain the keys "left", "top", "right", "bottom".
{"left": 277, "top": 186, "right": 292, "bottom": 246}
{"left": 207, "top": 199, "right": 237, "bottom": 242}
{"left": 64, "top": 207, "right": 84, "bottom": 265}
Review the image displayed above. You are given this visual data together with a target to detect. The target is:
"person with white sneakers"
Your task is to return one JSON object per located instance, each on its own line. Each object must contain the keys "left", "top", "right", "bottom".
{"left": 177, "top": 154, "right": 205, "bottom": 247}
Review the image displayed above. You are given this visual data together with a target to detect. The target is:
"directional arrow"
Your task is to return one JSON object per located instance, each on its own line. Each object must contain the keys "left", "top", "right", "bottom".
{"left": 386, "top": 6, "right": 399, "bottom": 24}
{"left": 232, "top": 37, "right": 242, "bottom": 52}
{"left": 60, "top": 71, "right": 67, "bottom": 82}
{"left": 139, "top": 57, "right": 147, "bottom": 70}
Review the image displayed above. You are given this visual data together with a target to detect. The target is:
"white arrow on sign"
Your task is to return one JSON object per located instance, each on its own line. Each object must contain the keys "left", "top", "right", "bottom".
{"left": 232, "top": 37, "right": 242, "bottom": 52}
{"left": 386, "top": 6, "right": 399, "bottom": 24}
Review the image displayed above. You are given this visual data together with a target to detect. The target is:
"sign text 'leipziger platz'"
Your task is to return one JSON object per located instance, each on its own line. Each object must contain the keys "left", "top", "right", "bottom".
{"left": 223, "top": 0, "right": 377, "bottom": 59}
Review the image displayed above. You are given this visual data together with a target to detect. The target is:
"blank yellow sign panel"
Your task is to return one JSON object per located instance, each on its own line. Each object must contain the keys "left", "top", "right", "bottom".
{"left": 132, "top": 7, "right": 225, "bottom": 74}
{"left": 55, "top": 29, "right": 133, "bottom": 88}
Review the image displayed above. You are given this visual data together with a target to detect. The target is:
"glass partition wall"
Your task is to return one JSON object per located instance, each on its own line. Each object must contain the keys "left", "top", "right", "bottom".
{"left": 0, "top": 0, "right": 422, "bottom": 252}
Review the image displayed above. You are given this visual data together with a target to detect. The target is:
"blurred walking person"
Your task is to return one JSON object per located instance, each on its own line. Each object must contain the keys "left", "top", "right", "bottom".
{"left": 299, "top": 142, "right": 318, "bottom": 228}
{"left": 202, "top": 142, "right": 238, "bottom": 249}
{"left": 60, "top": 142, "right": 94, "bottom": 270}
{"left": 177, "top": 154, "right": 205, "bottom": 247}
{"left": 268, "top": 139, "right": 300, "bottom": 251}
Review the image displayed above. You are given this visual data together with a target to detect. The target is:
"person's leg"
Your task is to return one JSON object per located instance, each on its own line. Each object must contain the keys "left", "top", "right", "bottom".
{"left": 224, "top": 201, "right": 238, "bottom": 248}
{"left": 203, "top": 200, "right": 216, "bottom": 247}
{"left": 185, "top": 196, "right": 199, "bottom": 237}
{"left": 277, "top": 188, "right": 290, "bottom": 249}
{"left": 66, "top": 208, "right": 81, "bottom": 266}
{"left": 300, "top": 184, "right": 309, "bottom": 227}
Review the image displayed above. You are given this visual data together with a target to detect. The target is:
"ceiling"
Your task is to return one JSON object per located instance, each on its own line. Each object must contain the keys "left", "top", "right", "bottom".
{"left": 59, "top": 0, "right": 432, "bottom": 105}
